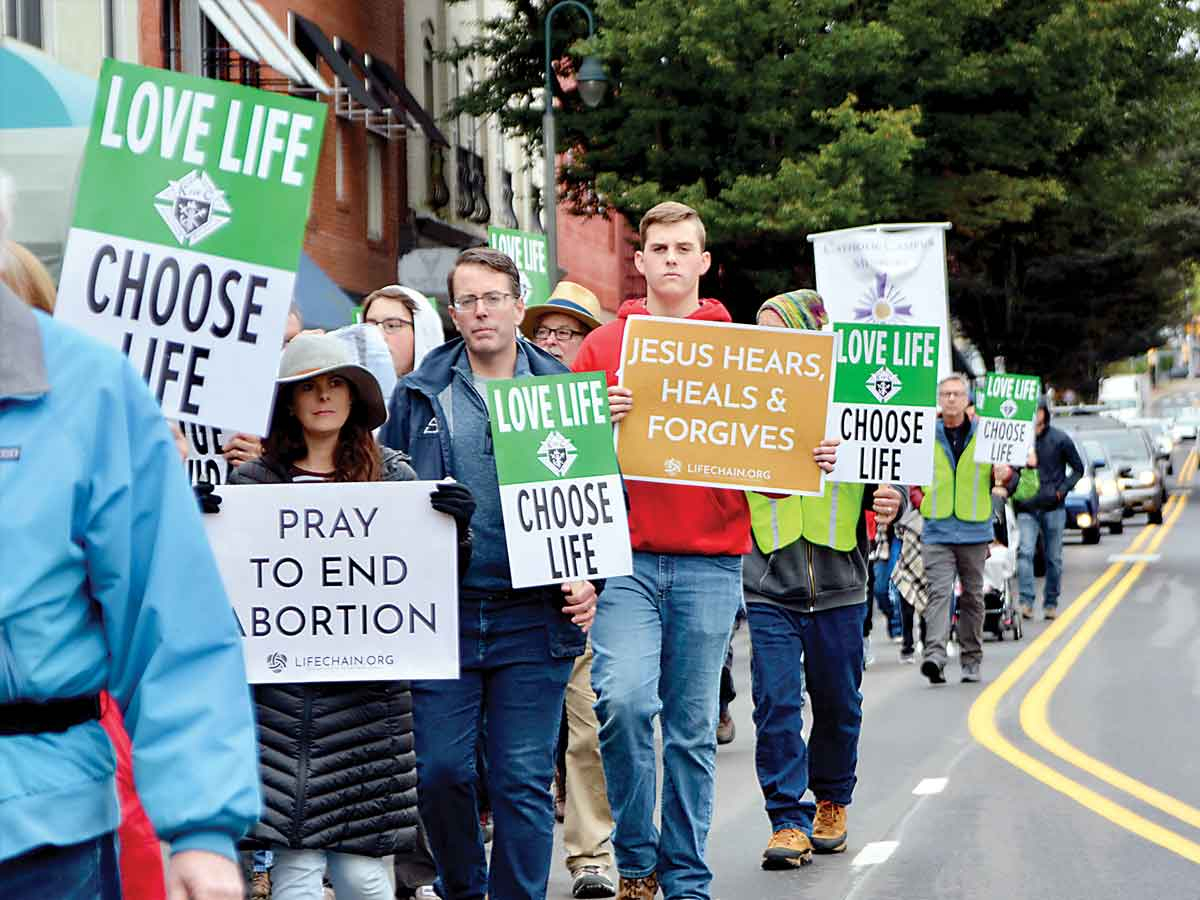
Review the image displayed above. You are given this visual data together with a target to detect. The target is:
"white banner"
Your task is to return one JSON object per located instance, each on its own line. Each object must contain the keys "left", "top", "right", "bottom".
{"left": 57, "top": 228, "right": 291, "bottom": 435}
{"left": 182, "top": 421, "right": 231, "bottom": 485}
{"left": 810, "top": 223, "right": 952, "bottom": 378}
{"left": 204, "top": 482, "right": 459, "bottom": 683}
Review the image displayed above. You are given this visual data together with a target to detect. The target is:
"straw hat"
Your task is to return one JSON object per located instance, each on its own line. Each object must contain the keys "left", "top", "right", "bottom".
{"left": 275, "top": 333, "right": 387, "bottom": 430}
{"left": 520, "top": 281, "right": 604, "bottom": 339}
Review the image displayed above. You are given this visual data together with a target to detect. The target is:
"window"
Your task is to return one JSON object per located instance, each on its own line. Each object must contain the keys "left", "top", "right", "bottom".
{"left": 367, "top": 137, "right": 383, "bottom": 241}
{"left": 4, "top": 0, "right": 43, "bottom": 46}
{"left": 103, "top": 0, "right": 116, "bottom": 58}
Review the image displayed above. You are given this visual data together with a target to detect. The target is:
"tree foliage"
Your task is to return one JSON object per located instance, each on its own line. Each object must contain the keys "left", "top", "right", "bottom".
{"left": 449, "top": 0, "right": 1200, "bottom": 386}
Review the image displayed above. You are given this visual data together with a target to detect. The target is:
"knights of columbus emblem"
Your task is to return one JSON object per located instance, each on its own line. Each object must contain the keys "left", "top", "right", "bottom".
{"left": 866, "top": 366, "right": 903, "bottom": 404}
{"left": 154, "top": 170, "right": 232, "bottom": 247}
{"left": 537, "top": 431, "right": 578, "bottom": 478}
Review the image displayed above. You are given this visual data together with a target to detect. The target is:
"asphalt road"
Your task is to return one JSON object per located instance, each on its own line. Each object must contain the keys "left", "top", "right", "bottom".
{"left": 545, "top": 442, "right": 1200, "bottom": 900}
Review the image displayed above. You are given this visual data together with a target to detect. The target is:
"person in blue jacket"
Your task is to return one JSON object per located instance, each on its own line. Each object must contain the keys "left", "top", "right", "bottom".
{"left": 0, "top": 272, "right": 262, "bottom": 894}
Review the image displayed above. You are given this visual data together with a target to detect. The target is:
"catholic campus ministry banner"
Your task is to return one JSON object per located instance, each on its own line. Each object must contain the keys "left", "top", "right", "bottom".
{"left": 809, "top": 223, "right": 953, "bottom": 379}
{"left": 487, "top": 372, "right": 632, "bottom": 589}
{"left": 204, "top": 482, "right": 459, "bottom": 684}
{"left": 55, "top": 60, "right": 327, "bottom": 435}
{"left": 826, "top": 323, "right": 940, "bottom": 485}
{"left": 616, "top": 317, "right": 837, "bottom": 494}
{"left": 488, "top": 226, "right": 549, "bottom": 307}
{"left": 974, "top": 373, "right": 1041, "bottom": 465}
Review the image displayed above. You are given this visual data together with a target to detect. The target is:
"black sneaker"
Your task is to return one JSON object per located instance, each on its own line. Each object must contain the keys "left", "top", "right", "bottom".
{"left": 921, "top": 660, "right": 946, "bottom": 685}
{"left": 571, "top": 866, "right": 616, "bottom": 898}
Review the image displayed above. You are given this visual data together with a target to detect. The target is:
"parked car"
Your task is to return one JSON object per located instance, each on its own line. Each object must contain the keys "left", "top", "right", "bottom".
{"left": 1079, "top": 438, "right": 1125, "bottom": 535}
{"left": 1171, "top": 407, "right": 1200, "bottom": 442}
{"left": 1090, "top": 428, "right": 1168, "bottom": 524}
{"left": 1126, "top": 417, "right": 1176, "bottom": 475}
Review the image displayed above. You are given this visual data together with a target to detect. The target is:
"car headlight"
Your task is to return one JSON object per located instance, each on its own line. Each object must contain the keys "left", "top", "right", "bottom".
{"left": 1139, "top": 470, "right": 1156, "bottom": 486}
{"left": 1074, "top": 476, "right": 1093, "bottom": 495}
{"left": 1077, "top": 512, "right": 1094, "bottom": 528}
{"left": 1097, "top": 478, "right": 1119, "bottom": 497}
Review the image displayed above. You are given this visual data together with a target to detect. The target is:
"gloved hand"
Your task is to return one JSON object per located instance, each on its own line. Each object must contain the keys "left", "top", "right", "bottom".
{"left": 430, "top": 481, "right": 475, "bottom": 533}
{"left": 194, "top": 481, "right": 222, "bottom": 514}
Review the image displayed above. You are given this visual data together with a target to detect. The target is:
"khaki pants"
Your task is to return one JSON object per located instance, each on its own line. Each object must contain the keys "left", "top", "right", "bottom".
{"left": 920, "top": 541, "right": 988, "bottom": 669}
{"left": 564, "top": 641, "right": 615, "bottom": 873}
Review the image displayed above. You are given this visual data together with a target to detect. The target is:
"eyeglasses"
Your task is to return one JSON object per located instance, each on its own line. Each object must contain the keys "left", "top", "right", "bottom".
{"left": 451, "top": 291, "right": 516, "bottom": 312}
{"left": 938, "top": 390, "right": 966, "bottom": 398}
{"left": 368, "top": 317, "right": 413, "bottom": 335}
{"left": 534, "top": 325, "right": 585, "bottom": 342}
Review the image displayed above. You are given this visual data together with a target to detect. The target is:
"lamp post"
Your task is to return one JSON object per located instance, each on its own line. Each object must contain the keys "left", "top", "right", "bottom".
{"left": 543, "top": 1, "right": 606, "bottom": 283}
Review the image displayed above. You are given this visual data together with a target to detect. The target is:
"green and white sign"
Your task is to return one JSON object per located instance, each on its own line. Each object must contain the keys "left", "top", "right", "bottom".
{"left": 55, "top": 60, "right": 327, "bottom": 435}
{"left": 974, "top": 373, "right": 1041, "bottom": 465}
{"left": 487, "top": 372, "right": 632, "bottom": 588}
{"left": 826, "top": 323, "right": 940, "bottom": 485}
{"left": 488, "top": 226, "right": 549, "bottom": 307}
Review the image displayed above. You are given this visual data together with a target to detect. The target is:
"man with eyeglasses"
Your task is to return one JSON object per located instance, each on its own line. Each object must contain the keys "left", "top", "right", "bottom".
{"left": 380, "top": 247, "right": 598, "bottom": 900}
{"left": 521, "top": 281, "right": 603, "bottom": 368}
{"left": 362, "top": 284, "right": 446, "bottom": 379}
{"left": 917, "top": 373, "right": 999, "bottom": 685}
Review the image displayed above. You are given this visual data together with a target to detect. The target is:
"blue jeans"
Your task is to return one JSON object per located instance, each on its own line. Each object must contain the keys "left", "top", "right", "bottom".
{"left": 590, "top": 552, "right": 742, "bottom": 900}
{"left": 412, "top": 590, "right": 577, "bottom": 900}
{"left": 0, "top": 834, "right": 121, "bottom": 899}
{"left": 1018, "top": 507, "right": 1066, "bottom": 610}
{"left": 871, "top": 539, "right": 902, "bottom": 637}
{"left": 747, "top": 601, "right": 865, "bottom": 833}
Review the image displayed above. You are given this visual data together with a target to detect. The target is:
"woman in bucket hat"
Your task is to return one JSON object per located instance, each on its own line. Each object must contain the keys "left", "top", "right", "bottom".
{"left": 217, "top": 334, "right": 475, "bottom": 900}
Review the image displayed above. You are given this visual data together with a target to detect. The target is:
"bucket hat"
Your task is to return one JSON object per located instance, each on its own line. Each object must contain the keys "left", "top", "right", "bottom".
{"left": 520, "top": 281, "right": 604, "bottom": 339}
{"left": 274, "top": 333, "right": 387, "bottom": 431}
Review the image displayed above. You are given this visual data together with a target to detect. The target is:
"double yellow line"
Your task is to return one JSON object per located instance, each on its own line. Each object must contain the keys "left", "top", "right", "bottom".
{"left": 968, "top": 450, "right": 1200, "bottom": 863}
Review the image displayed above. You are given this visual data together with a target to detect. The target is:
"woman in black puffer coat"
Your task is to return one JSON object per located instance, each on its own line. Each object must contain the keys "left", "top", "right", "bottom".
{"left": 226, "top": 334, "right": 473, "bottom": 900}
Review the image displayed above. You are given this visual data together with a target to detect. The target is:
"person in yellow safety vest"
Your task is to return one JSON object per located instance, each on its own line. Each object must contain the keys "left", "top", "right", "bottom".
{"left": 743, "top": 290, "right": 904, "bottom": 873}
{"left": 918, "top": 372, "right": 994, "bottom": 686}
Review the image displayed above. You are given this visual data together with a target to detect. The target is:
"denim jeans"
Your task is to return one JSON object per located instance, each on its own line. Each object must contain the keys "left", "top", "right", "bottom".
{"left": 871, "top": 539, "right": 902, "bottom": 637}
{"left": 0, "top": 833, "right": 121, "bottom": 899}
{"left": 590, "top": 552, "right": 743, "bottom": 900}
{"left": 271, "top": 848, "right": 392, "bottom": 900}
{"left": 412, "top": 590, "right": 577, "bottom": 900}
{"left": 1018, "top": 507, "right": 1066, "bottom": 610}
{"left": 747, "top": 601, "right": 865, "bottom": 833}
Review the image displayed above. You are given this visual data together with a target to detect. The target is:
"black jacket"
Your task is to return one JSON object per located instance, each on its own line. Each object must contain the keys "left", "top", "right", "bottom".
{"left": 229, "top": 448, "right": 421, "bottom": 856}
{"left": 1014, "top": 410, "right": 1084, "bottom": 513}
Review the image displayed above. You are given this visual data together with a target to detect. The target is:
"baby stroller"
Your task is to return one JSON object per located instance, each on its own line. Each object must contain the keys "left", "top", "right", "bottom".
{"left": 983, "top": 496, "right": 1023, "bottom": 641}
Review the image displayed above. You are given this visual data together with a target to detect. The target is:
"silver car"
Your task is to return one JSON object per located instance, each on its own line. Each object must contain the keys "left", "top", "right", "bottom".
{"left": 1091, "top": 429, "right": 1167, "bottom": 524}
{"left": 1079, "top": 438, "right": 1125, "bottom": 534}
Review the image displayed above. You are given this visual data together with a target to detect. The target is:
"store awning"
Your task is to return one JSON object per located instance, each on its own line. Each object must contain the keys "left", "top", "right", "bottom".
{"left": 198, "top": 0, "right": 330, "bottom": 94}
{"left": 291, "top": 11, "right": 382, "bottom": 113}
{"left": 365, "top": 55, "right": 449, "bottom": 147}
{"left": 293, "top": 252, "right": 357, "bottom": 330}
{"left": 0, "top": 38, "right": 95, "bottom": 128}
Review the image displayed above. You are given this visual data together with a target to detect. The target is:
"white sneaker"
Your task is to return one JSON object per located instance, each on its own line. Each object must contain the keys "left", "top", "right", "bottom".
{"left": 863, "top": 636, "right": 875, "bottom": 669}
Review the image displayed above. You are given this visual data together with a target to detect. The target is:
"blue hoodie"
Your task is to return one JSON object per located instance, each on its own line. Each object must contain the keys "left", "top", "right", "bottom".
{"left": 0, "top": 285, "right": 261, "bottom": 863}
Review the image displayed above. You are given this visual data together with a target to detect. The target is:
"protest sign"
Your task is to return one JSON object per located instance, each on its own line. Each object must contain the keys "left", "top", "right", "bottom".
{"left": 55, "top": 60, "right": 327, "bottom": 435}
{"left": 810, "top": 223, "right": 952, "bottom": 378}
{"left": 487, "top": 372, "right": 632, "bottom": 588}
{"left": 616, "top": 317, "right": 836, "bottom": 494}
{"left": 974, "top": 373, "right": 1042, "bottom": 465}
{"left": 203, "top": 482, "right": 458, "bottom": 683}
{"left": 181, "top": 421, "right": 230, "bottom": 485}
{"left": 826, "top": 323, "right": 940, "bottom": 485}
{"left": 488, "top": 226, "right": 549, "bottom": 306}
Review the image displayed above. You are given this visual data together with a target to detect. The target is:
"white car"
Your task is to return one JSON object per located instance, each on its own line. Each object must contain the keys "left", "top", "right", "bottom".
{"left": 1171, "top": 408, "right": 1200, "bottom": 442}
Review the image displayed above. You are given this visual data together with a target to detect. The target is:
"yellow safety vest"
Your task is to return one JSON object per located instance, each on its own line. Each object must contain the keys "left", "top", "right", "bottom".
{"left": 747, "top": 482, "right": 866, "bottom": 554}
{"left": 920, "top": 429, "right": 992, "bottom": 522}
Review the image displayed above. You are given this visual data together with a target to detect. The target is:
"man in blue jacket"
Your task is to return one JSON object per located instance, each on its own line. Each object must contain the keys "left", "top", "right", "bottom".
{"left": 1014, "top": 402, "right": 1084, "bottom": 620}
{"left": 0, "top": 281, "right": 261, "bottom": 894}
{"left": 380, "top": 247, "right": 598, "bottom": 900}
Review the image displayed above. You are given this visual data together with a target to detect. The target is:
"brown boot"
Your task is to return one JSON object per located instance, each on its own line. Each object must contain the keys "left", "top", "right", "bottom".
{"left": 616, "top": 873, "right": 659, "bottom": 900}
{"left": 811, "top": 800, "right": 848, "bottom": 853}
{"left": 761, "top": 828, "right": 813, "bottom": 869}
{"left": 249, "top": 870, "right": 271, "bottom": 900}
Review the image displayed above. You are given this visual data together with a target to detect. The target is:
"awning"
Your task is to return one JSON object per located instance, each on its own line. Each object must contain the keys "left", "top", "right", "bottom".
{"left": 198, "top": 0, "right": 330, "bottom": 95}
{"left": 0, "top": 38, "right": 95, "bottom": 128}
{"left": 291, "top": 11, "right": 382, "bottom": 114}
{"left": 293, "top": 252, "right": 357, "bottom": 330}
{"left": 364, "top": 55, "right": 449, "bottom": 147}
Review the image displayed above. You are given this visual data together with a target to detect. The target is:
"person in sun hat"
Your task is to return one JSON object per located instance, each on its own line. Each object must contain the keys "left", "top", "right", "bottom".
{"left": 521, "top": 281, "right": 604, "bottom": 367}
{"left": 210, "top": 333, "right": 475, "bottom": 900}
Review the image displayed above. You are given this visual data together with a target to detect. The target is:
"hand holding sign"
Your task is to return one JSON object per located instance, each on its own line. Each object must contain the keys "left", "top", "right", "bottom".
{"left": 607, "top": 385, "right": 633, "bottom": 424}
{"left": 561, "top": 580, "right": 598, "bottom": 632}
{"left": 872, "top": 484, "right": 902, "bottom": 527}
{"left": 814, "top": 438, "right": 840, "bottom": 473}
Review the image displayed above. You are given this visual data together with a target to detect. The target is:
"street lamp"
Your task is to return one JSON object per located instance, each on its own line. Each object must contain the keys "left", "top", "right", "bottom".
{"left": 543, "top": 1, "right": 606, "bottom": 284}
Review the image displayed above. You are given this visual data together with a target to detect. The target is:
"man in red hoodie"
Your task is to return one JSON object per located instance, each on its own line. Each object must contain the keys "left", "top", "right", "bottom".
{"left": 573, "top": 202, "right": 835, "bottom": 900}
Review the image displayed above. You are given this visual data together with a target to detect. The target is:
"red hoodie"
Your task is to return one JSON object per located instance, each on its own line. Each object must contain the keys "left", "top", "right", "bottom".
{"left": 573, "top": 297, "right": 751, "bottom": 556}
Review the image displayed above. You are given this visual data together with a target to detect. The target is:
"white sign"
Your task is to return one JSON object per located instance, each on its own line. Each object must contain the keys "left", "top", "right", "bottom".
{"left": 182, "top": 421, "right": 231, "bottom": 485}
{"left": 810, "top": 223, "right": 952, "bottom": 379}
{"left": 204, "top": 482, "right": 459, "bottom": 683}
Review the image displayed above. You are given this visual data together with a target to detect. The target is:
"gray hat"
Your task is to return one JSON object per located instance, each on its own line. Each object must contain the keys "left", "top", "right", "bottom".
{"left": 275, "top": 333, "right": 387, "bottom": 430}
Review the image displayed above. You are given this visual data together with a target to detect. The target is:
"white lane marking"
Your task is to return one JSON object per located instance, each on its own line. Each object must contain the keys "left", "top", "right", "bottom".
{"left": 851, "top": 841, "right": 899, "bottom": 866}
{"left": 912, "top": 777, "right": 948, "bottom": 795}
{"left": 1106, "top": 553, "right": 1161, "bottom": 564}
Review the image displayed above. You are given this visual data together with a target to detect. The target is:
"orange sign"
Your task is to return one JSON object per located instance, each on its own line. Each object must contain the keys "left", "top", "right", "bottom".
{"left": 616, "top": 316, "right": 837, "bottom": 494}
